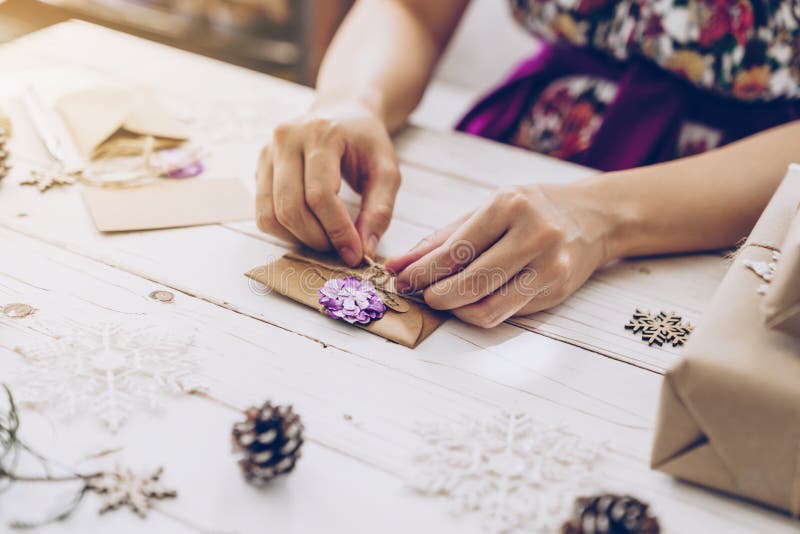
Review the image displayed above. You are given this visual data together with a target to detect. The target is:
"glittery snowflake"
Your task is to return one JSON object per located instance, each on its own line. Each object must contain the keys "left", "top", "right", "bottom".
{"left": 409, "top": 412, "right": 602, "bottom": 533}
{"left": 13, "top": 321, "right": 206, "bottom": 431}
{"left": 624, "top": 309, "right": 693, "bottom": 347}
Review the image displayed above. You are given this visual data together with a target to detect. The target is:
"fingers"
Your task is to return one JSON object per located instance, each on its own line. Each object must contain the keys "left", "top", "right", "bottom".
{"left": 451, "top": 257, "right": 568, "bottom": 328}
{"left": 272, "top": 128, "right": 331, "bottom": 252}
{"left": 254, "top": 145, "right": 300, "bottom": 245}
{"left": 422, "top": 232, "right": 534, "bottom": 310}
{"left": 394, "top": 207, "right": 510, "bottom": 293}
{"left": 255, "top": 107, "right": 402, "bottom": 265}
{"left": 355, "top": 156, "right": 401, "bottom": 258}
{"left": 451, "top": 273, "right": 537, "bottom": 328}
{"left": 385, "top": 214, "right": 469, "bottom": 275}
{"left": 304, "top": 137, "right": 362, "bottom": 266}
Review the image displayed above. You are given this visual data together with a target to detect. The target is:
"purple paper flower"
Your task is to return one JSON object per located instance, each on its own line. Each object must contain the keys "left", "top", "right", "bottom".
{"left": 151, "top": 148, "right": 204, "bottom": 178}
{"left": 318, "top": 276, "right": 387, "bottom": 325}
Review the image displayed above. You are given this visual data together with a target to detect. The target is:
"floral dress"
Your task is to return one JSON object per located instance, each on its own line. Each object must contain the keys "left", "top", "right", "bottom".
{"left": 457, "top": 0, "right": 800, "bottom": 170}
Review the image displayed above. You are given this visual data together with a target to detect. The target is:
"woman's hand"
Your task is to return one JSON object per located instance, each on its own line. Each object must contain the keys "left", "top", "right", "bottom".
{"left": 385, "top": 183, "right": 617, "bottom": 328}
{"left": 255, "top": 101, "right": 401, "bottom": 266}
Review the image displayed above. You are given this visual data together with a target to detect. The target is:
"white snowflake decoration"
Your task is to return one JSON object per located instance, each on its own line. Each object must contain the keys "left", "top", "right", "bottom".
{"left": 743, "top": 250, "right": 781, "bottom": 295}
{"left": 13, "top": 321, "right": 206, "bottom": 432}
{"left": 410, "top": 411, "right": 602, "bottom": 534}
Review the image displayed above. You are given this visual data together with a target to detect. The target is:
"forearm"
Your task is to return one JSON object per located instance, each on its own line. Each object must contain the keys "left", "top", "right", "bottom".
{"left": 581, "top": 121, "right": 800, "bottom": 261}
{"left": 315, "top": 0, "right": 469, "bottom": 131}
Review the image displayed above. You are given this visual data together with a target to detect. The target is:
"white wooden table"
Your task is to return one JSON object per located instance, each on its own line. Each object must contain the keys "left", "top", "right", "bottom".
{"left": 0, "top": 21, "right": 796, "bottom": 534}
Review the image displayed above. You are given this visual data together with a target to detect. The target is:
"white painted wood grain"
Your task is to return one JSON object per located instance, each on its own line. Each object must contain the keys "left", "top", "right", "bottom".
{"left": 0, "top": 22, "right": 790, "bottom": 533}
{"left": 0, "top": 21, "right": 734, "bottom": 374}
{"left": 1, "top": 221, "right": 795, "bottom": 534}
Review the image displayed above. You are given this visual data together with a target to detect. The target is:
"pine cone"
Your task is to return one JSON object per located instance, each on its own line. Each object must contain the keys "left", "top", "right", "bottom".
{"left": 562, "top": 494, "right": 661, "bottom": 534}
{"left": 232, "top": 401, "right": 304, "bottom": 485}
{"left": 0, "top": 128, "right": 9, "bottom": 180}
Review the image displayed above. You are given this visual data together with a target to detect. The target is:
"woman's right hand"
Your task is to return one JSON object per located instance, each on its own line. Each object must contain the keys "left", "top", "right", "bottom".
{"left": 255, "top": 101, "right": 402, "bottom": 267}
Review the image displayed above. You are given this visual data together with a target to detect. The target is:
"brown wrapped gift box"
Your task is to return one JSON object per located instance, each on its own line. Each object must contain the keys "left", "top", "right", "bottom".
{"left": 246, "top": 249, "right": 449, "bottom": 348}
{"left": 764, "top": 209, "right": 800, "bottom": 336}
{"left": 651, "top": 167, "right": 800, "bottom": 514}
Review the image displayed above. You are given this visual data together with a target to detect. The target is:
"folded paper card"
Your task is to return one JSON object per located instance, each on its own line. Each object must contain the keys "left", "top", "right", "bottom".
{"left": 764, "top": 209, "right": 800, "bottom": 336}
{"left": 245, "top": 249, "right": 449, "bottom": 348}
{"left": 651, "top": 167, "right": 800, "bottom": 514}
{"left": 82, "top": 179, "right": 252, "bottom": 232}
{"left": 57, "top": 87, "right": 189, "bottom": 160}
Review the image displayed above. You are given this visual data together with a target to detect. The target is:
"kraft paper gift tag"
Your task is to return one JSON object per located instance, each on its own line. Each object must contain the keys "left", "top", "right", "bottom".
{"left": 764, "top": 211, "right": 800, "bottom": 336}
{"left": 651, "top": 167, "right": 800, "bottom": 514}
{"left": 57, "top": 87, "right": 189, "bottom": 160}
{"left": 245, "top": 249, "right": 448, "bottom": 348}
{"left": 82, "top": 179, "right": 253, "bottom": 232}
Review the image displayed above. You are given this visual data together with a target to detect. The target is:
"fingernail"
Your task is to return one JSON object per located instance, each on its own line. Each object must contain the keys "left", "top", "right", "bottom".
{"left": 394, "top": 277, "right": 410, "bottom": 293}
{"left": 395, "top": 274, "right": 417, "bottom": 294}
{"left": 367, "top": 234, "right": 378, "bottom": 256}
{"left": 339, "top": 246, "right": 359, "bottom": 266}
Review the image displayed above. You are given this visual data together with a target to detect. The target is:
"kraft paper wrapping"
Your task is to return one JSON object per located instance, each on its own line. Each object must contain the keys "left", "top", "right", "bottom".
{"left": 57, "top": 87, "right": 189, "bottom": 160}
{"left": 245, "top": 249, "right": 448, "bottom": 348}
{"left": 764, "top": 211, "right": 800, "bottom": 336}
{"left": 651, "top": 167, "right": 800, "bottom": 515}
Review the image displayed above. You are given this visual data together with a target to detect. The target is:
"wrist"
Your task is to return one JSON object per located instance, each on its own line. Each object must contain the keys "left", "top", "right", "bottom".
{"left": 568, "top": 174, "right": 645, "bottom": 263}
{"left": 311, "top": 90, "right": 387, "bottom": 125}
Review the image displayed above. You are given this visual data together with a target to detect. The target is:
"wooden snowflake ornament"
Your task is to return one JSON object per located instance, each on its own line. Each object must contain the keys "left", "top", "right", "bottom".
{"left": 625, "top": 309, "right": 693, "bottom": 347}
{"left": 86, "top": 467, "right": 176, "bottom": 517}
{"left": 21, "top": 168, "right": 79, "bottom": 192}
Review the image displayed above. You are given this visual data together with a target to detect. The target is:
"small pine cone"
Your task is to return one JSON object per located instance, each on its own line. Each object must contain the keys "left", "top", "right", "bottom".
{"left": 232, "top": 401, "right": 304, "bottom": 485}
{"left": 562, "top": 494, "right": 660, "bottom": 534}
{"left": 0, "top": 132, "right": 8, "bottom": 180}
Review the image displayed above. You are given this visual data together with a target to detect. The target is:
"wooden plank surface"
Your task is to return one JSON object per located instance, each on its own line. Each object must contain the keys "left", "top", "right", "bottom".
{"left": 1, "top": 203, "right": 794, "bottom": 534}
{"left": 0, "top": 21, "right": 729, "bottom": 372}
{"left": 0, "top": 20, "right": 795, "bottom": 533}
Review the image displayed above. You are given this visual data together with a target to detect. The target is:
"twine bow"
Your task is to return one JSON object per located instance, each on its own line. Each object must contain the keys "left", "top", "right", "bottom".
{"left": 284, "top": 251, "right": 411, "bottom": 313}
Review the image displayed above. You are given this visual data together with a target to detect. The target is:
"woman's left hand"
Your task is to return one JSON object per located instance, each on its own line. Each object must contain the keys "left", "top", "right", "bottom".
{"left": 385, "top": 183, "right": 619, "bottom": 328}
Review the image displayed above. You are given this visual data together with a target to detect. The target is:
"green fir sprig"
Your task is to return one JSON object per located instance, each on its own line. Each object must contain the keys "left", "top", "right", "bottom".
{"left": 0, "top": 385, "right": 99, "bottom": 529}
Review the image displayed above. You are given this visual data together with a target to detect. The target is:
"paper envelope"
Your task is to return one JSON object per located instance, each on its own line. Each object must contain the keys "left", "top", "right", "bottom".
{"left": 57, "top": 87, "right": 189, "bottom": 159}
{"left": 82, "top": 178, "right": 253, "bottom": 232}
{"left": 245, "top": 249, "right": 448, "bottom": 348}
{"left": 651, "top": 168, "right": 800, "bottom": 514}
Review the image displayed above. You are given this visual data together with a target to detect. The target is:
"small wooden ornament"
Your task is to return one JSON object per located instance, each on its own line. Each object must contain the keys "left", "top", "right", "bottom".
{"left": 21, "top": 168, "right": 79, "bottom": 192}
{"left": 148, "top": 290, "right": 175, "bottom": 303}
{"left": 2, "top": 303, "right": 36, "bottom": 318}
{"left": 86, "top": 467, "right": 177, "bottom": 517}
{"left": 0, "top": 113, "right": 11, "bottom": 136}
{"left": 625, "top": 309, "right": 693, "bottom": 347}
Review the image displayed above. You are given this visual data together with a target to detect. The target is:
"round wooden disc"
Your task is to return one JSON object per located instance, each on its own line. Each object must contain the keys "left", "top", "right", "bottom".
{"left": 149, "top": 290, "right": 175, "bottom": 303}
{"left": 3, "top": 303, "right": 35, "bottom": 318}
